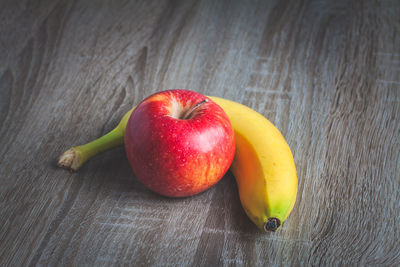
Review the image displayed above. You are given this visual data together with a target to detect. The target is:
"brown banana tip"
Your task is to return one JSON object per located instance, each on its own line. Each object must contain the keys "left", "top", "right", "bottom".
{"left": 264, "top": 218, "right": 281, "bottom": 232}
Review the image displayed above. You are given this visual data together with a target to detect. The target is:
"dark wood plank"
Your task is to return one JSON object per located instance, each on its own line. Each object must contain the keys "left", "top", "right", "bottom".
{"left": 0, "top": 0, "right": 399, "bottom": 265}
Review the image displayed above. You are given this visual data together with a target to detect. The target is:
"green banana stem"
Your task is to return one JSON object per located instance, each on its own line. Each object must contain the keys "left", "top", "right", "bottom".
{"left": 57, "top": 108, "right": 134, "bottom": 171}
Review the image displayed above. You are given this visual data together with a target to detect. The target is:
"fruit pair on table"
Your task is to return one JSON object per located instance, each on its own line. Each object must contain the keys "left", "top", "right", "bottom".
{"left": 58, "top": 89, "right": 297, "bottom": 232}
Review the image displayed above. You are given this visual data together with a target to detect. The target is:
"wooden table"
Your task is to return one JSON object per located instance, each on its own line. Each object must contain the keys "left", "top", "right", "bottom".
{"left": 1, "top": 0, "right": 399, "bottom": 265}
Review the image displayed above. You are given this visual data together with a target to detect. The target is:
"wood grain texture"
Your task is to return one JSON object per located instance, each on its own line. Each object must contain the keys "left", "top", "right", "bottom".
{"left": 1, "top": 0, "right": 399, "bottom": 265}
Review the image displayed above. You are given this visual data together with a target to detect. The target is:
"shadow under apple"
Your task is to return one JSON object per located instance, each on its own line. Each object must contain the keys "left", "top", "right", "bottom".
{"left": 72, "top": 146, "right": 257, "bottom": 235}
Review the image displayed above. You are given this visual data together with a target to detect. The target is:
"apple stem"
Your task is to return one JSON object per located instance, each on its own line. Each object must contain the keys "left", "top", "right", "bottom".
{"left": 181, "top": 98, "right": 209, "bottom": 120}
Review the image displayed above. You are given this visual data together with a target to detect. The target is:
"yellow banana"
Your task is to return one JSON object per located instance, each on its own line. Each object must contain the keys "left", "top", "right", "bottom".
{"left": 210, "top": 97, "right": 297, "bottom": 232}
{"left": 58, "top": 96, "right": 297, "bottom": 232}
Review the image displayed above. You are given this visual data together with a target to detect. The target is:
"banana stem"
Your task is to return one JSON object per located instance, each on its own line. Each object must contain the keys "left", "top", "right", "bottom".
{"left": 57, "top": 108, "right": 134, "bottom": 171}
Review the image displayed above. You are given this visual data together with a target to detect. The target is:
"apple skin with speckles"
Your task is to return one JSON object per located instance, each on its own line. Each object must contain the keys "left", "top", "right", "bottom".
{"left": 124, "top": 89, "right": 235, "bottom": 197}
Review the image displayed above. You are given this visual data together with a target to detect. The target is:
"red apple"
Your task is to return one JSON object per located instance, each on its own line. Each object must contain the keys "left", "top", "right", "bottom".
{"left": 124, "top": 89, "right": 235, "bottom": 197}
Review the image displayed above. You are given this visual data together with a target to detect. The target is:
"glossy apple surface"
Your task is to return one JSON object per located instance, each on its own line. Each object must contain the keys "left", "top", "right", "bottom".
{"left": 124, "top": 89, "right": 235, "bottom": 197}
